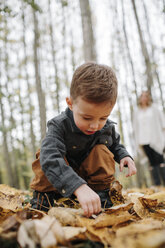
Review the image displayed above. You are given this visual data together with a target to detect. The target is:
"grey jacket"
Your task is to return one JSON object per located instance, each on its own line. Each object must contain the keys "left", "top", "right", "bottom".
{"left": 40, "top": 108, "right": 132, "bottom": 197}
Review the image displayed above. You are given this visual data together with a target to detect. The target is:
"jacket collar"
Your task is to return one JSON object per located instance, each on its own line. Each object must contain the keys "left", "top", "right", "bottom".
{"left": 65, "top": 108, "right": 82, "bottom": 133}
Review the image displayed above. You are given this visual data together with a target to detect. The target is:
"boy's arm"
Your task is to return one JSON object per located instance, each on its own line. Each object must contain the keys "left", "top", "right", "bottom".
{"left": 40, "top": 121, "right": 87, "bottom": 198}
{"left": 109, "top": 125, "right": 137, "bottom": 176}
{"left": 109, "top": 125, "right": 133, "bottom": 163}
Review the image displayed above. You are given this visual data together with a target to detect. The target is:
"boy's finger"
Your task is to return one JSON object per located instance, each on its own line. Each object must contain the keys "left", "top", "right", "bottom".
{"left": 82, "top": 204, "right": 88, "bottom": 216}
{"left": 125, "top": 168, "right": 131, "bottom": 177}
{"left": 120, "top": 163, "right": 124, "bottom": 172}
{"left": 93, "top": 199, "right": 101, "bottom": 214}
{"left": 87, "top": 202, "right": 94, "bottom": 217}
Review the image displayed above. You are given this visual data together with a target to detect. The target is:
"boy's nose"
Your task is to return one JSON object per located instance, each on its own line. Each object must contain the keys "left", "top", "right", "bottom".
{"left": 90, "top": 122, "right": 99, "bottom": 130}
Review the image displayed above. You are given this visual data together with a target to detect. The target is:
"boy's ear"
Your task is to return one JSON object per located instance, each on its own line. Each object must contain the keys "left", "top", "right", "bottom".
{"left": 66, "top": 97, "right": 73, "bottom": 110}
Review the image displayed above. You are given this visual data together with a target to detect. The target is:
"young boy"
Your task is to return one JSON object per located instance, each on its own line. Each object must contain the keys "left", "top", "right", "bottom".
{"left": 30, "top": 62, "right": 137, "bottom": 217}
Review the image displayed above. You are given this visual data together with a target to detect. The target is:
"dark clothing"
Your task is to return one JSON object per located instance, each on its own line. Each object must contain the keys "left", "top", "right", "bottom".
{"left": 143, "top": 145, "right": 164, "bottom": 166}
{"left": 143, "top": 144, "right": 165, "bottom": 185}
{"left": 35, "top": 108, "right": 131, "bottom": 197}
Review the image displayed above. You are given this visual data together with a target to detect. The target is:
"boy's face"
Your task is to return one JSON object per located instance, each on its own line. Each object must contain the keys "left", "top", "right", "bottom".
{"left": 66, "top": 96, "right": 114, "bottom": 135}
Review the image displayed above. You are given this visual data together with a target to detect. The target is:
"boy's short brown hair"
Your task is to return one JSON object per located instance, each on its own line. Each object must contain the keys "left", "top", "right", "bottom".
{"left": 70, "top": 62, "right": 118, "bottom": 104}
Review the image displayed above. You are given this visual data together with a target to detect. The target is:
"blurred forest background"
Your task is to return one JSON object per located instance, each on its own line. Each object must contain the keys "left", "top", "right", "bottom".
{"left": 0, "top": 0, "right": 164, "bottom": 190}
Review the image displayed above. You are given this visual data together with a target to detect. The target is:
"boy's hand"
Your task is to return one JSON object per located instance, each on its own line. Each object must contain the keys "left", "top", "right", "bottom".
{"left": 74, "top": 184, "right": 101, "bottom": 217}
{"left": 119, "top": 157, "right": 137, "bottom": 177}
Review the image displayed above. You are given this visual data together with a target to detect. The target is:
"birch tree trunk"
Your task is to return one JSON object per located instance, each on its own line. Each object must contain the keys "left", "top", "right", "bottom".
{"left": 70, "top": 29, "right": 76, "bottom": 72}
{"left": 22, "top": 5, "right": 36, "bottom": 158}
{"left": 121, "top": 0, "right": 138, "bottom": 103}
{"left": 79, "top": 0, "right": 97, "bottom": 61}
{"left": 48, "top": 0, "right": 60, "bottom": 113}
{"left": 131, "top": 0, "right": 153, "bottom": 93}
{"left": 17, "top": 54, "right": 30, "bottom": 189}
{"left": 0, "top": 88, "right": 14, "bottom": 186}
{"left": 33, "top": 8, "right": 47, "bottom": 139}
{"left": 0, "top": 51, "right": 14, "bottom": 186}
{"left": 61, "top": 1, "right": 69, "bottom": 89}
{"left": 3, "top": 16, "right": 19, "bottom": 188}
{"left": 142, "top": 0, "right": 165, "bottom": 111}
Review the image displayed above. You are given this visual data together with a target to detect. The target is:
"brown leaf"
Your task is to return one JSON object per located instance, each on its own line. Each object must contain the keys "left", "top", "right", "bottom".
{"left": 86, "top": 226, "right": 115, "bottom": 246}
{"left": 139, "top": 197, "right": 158, "bottom": 208}
{"left": 112, "top": 229, "right": 165, "bottom": 248}
{"left": 0, "top": 184, "right": 23, "bottom": 196}
{"left": 0, "top": 209, "right": 45, "bottom": 236}
{"left": 0, "top": 207, "right": 14, "bottom": 226}
{"left": 0, "top": 191, "right": 23, "bottom": 211}
{"left": 109, "top": 180, "right": 125, "bottom": 205}
{"left": 77, "top": 216, "right": 115, "bottom": 245}
{"left": 63, "top": 226, "right": 86, "bottom": 241}
{"left": 48, "top": 207, "right": 83, "bottom": 226}
{"left": 55, "top": 197, "right": 81, "bottom": 209}
{"left": 93, "top": 211, "right": 133, "bottom": 228}
{"left": 17, "top": 215, "right": 66, "bottom": 248}
{"left": 105, "top": 202, "right": 134, "bottom": 214}
{"left": 116, "top": 218, "right": 163, "bottom": 237}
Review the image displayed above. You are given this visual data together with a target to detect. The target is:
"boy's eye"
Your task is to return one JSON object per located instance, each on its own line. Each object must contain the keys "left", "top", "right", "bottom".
{"left": 83, "top": 117, "right": 92, "bottom": 120}
{"left": 100, "top": 118, "right": 107, "bottom": 121}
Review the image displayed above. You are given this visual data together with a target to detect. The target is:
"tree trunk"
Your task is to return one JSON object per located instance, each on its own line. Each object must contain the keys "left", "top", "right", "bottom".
{"left": 33, "top": 8, "right": 47, "bottom": 139}
{"left": 142, "top": 0, "right": 165, "bottom": 111}
{"left": 48, "top": 0, "right": 60, "bottom": 113}
{"left": 0, "top": 92, "right": 14, "bottom": 186}
{"left": 0, "top": 51, "right": 14, "bottom": 186}
{"left": 79, "top": 0, "right": 97, "bottom": 61}
{"left": 3, "top": 17, "right": 19, "bottom": 188}
{"left": 121, "top": 0, "right": 138, "bottom": 103}
{"left": 70, "top": 29, "right": 76, "bottom": 72}
{"left": 61, "top": 1, "right": 69, "bottom": 89}
{"left": 131, "top": 0, "right": 153, "bottom": 93}
{"left": 22, "top": 5, "right": 36, "bottom": 158}
{"left": 17, "top": 55, "right": 30, "bottom": 189}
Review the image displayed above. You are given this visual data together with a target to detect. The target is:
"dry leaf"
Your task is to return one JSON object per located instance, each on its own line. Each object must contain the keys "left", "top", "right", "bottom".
{"left": 112, "top": 229, "right": 165, "bottom": 248}
{"left": 144, "top": 191, "right": 165, "bottom": 203}
{"left": 0, "top": 184, "right": 23, "bottom": 196}
{"left": 116, "top": 218, "right": 163, "bottom": 237}
{"left": 76, "top": 216, "right": 115, "bottom": 245}
{"left": 0, "top": 191, "right": 23, "bottom": 211}
{"left": 109, "top": 180, "right": 125, "bottom": 205}
{"left": 55, "top": 197, "right": 80, "bottom": 208}
{"left": 139, "top": 197, "right": 158, "bottom": 208}
{"left": 17, "top": 215, "right": 66, "bottom": 248}
{"left": 63, "top": 226, "right": 86, "bottom": 240}
{"left": 0, "top": 207, "right": 14, "bottom": 226}
{"left": 87, "top": 226, "right": 115, "bottom": 246}
{"left": 48, "top": 207, "right": 83, "bottom": 226}
{"left": 93, "top": 211, "right": 133, "bottom": 228}
{"left": 105, "top": 202, "right": 134, "bottom": 214}
{"left": 2, "top": 183, "right": 165, "bottom": 248}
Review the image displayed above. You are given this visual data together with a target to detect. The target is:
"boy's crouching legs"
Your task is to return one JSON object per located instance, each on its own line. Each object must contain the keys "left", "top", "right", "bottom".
{"left": 30, "top": 149, "right": 62, "bottom": 211}
{"left": 30, "top": 191, "right": 62, "bottom": 212}
{"left": 95, "top": 189, "right": 113, "bottom": 208}
{"left": 79, "top": 144, "right": 115, "bottom": 208}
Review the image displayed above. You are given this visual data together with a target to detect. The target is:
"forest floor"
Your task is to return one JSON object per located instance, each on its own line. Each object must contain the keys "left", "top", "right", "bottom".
{"left": 0, "top": 181, "right": 165, "bottom": 248}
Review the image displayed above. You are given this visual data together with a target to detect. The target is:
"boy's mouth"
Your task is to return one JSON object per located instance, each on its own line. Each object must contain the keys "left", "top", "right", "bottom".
{"left": 85, "top": 130, "right": 96, "bottom": 135}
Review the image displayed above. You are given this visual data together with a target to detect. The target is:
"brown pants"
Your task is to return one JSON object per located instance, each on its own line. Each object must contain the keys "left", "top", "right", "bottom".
{"left": 30, "top": 144, "right": 115, "bottom": 192}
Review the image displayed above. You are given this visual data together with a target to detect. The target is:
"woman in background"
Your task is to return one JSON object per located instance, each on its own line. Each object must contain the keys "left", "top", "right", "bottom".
{"left": 133, "top": 90, "right": 165, "bottom": 185}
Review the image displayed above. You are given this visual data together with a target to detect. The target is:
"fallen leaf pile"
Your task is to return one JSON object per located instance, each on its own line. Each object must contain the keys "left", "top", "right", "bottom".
{"left": 1, "top": 182, "right": 165, "bottom": 247}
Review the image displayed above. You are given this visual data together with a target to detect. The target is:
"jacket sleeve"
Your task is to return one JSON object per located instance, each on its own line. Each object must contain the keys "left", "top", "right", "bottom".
{"left": 40, "top": 120, "right": 87, "bottom": 197}
{"left": 109, "top": 125, "right": 133, "bottom": 163}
